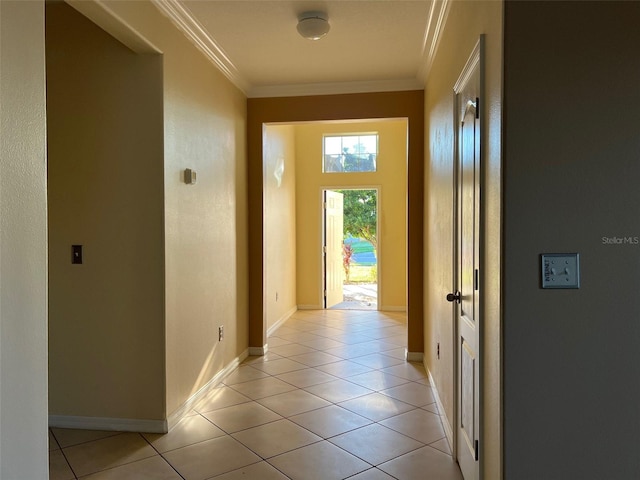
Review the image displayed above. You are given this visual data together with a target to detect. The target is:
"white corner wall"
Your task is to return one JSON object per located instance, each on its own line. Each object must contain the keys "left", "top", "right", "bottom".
{"left": 0, "top": 1, "right": 49, "bottom": 478}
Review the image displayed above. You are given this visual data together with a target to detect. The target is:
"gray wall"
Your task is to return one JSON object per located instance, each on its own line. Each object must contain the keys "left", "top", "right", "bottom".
{"left": 504, "top": 2, "right": 640, "bottom": 478}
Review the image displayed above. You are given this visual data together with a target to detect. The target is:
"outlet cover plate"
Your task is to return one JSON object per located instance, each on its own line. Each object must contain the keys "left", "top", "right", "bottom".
{"left": 541, "top": 253, "right": 580, "bottom": 289}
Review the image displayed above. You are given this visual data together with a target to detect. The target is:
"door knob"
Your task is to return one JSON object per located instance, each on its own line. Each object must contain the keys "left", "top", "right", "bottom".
{"left": 446, "top": 291, "right": 461, "bottom": 303}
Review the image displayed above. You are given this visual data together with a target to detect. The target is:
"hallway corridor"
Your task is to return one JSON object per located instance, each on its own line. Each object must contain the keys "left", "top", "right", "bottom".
{"left": 49, "top": 310, "right": 463, "bottom": 479}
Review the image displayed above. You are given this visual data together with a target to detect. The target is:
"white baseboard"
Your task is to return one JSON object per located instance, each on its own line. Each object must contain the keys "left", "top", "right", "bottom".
{"left": 297, "top": 304, "right": 323, "bottom": 310}
{"left": 49, "top": 349, "right": 251, "bottom": 434}
{"left": 248, "top": 345, "right": 268, "bottom": 356}
{"left": 379, "top": 305, "right": 407, "bottom": 312}
{"left": 405, "top": 350, "right": 423, "bottom": 362}
{"left": 166, "top": 348, "right": 249, "bottom": 431}
{"left": 267, "top": 306, "right": 297, "bottom": 337}
{"left": 426, "top": 365, "right": 454, "bottom": 452}
{"left": 49, "top": 415, "right": 167, "bottom": 434}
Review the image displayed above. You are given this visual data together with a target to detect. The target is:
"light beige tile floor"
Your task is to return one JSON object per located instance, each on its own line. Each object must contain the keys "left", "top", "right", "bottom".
{"left": 49, "top": 310, "right": 463, "bottom": 480}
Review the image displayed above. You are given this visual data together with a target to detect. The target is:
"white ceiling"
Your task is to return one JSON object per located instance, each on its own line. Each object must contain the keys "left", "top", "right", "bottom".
{"left": 154, "top": 0, "right": 450, "bottom": 97}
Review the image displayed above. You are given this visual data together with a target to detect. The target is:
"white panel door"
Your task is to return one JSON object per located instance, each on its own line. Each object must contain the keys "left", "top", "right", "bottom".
{"left": 324, "top": 190, "right": 344, "bottom": 308}
{"left": 450, "top": 39, "right": 482, "bottom": 480}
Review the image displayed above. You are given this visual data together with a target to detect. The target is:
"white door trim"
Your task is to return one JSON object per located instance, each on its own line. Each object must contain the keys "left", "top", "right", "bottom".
{"left": 452, "top": 35, "right": 484, "bottom": 480}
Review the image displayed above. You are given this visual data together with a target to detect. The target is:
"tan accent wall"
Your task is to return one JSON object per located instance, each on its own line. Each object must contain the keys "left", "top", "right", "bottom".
{"left": 294, "top": 120, "right": 407, "bottom": 310}
{"left": 503, "top": 2, "right": 640, "bottom": 477}
{"left": 423, "top": 1, "right": 503, "bottom": 478}
{"left": 0, "top": 1, "right": 49, "bottom": 476}
{"left": 47, "top": 2, "right": 165, "bottom": 420}
{"left": 248, "top": 91, "right": 424, "bottom": 351}
{"left": 264, "top": 125, "right": 297, "bottom": 332}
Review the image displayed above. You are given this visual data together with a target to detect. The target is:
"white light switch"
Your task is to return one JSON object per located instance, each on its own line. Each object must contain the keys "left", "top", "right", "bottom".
{"left": 541, "top": 253, "right": 580, "bottom": 289}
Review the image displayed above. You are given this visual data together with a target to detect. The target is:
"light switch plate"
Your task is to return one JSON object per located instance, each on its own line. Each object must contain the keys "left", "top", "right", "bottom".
{"left": 184, "top": 168, "right": 197, "bottom": 185}
{"left": 541, "top": 253, "right": 580, "bottom": 289}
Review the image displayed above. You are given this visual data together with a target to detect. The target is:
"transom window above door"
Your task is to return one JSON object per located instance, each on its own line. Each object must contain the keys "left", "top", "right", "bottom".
{"left": 323, "top": 134, "right": 378, "bottom": 173}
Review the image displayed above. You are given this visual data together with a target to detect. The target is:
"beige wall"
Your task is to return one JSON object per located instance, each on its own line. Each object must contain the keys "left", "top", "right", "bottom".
{"left": 294, "top": 120, "right": 407, "bottom": 310}
{"left": 423, "top": 1, "right": 503, "bottom": 478}
{"left": 159, "top": 11, "right": 248, "bottom": 417}
{"left": 0, "top": 1, "right": 49, "bottom": 477}
{"left": 503, "top": 2, "right": 640, "bottom": 478}
{"left": 47, "top": 1, "right": 165, "bottom": 421}
{"left": 94, "top": 0, "right": 249, "bottom": 418}
{"left": 264, "top": 125, "right": 297, "bottom": 332}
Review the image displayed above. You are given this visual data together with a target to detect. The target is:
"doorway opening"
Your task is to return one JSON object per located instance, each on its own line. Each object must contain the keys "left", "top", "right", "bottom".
{"left": 261, "top": 118, "right": 408, "bottom": 333}
{"left": 323, "top": 188, "right": 378, "bottom": 310}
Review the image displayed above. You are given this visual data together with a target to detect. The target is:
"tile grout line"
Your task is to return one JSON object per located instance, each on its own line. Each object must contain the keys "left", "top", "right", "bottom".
{"left": 201, "top": 366, "right": 432, "bottom": 466}
{"left": 217, "top": 377, "right": 431, "bottom": 460}
{"left": 50, "top": 311, "right": 456, "bottom": 480}
{"left": 50, "top": 428, "right": 79, "bottom": 480}
{"left": 257, "top": 313, "right": 449, "bottom": 471}
{"left": 139, "top": 431, "right": 188, "bottom": 480}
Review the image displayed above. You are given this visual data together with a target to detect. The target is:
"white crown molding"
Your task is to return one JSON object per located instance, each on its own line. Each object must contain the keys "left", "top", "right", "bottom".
{"left": 151, "top": 0, "right": 431, "bottom": 98}
{"left": 249, "top": 78, "right": 424, "bottom": 99}
{"left": 151, "top": 0, "right": 250, "bottom": 95}
{"left": 417, "top": 0, "right": 452, "bottom": 85}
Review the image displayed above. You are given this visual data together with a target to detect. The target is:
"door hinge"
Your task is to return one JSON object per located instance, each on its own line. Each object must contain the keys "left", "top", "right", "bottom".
{"left": 324, "top": 290, "right": 327, "bottom": 297}
{"left": 323, "top": 201, "right": 327, "bottom": 209}
{"left": 475, "top": 97, "right": 480, "bottom": 119}
{"left": 474, "top": 269, "right": 479, "bottom": 291}
{"left": 323, "top": 245, "right": 327, "bottom": 254}
{"left": 474, "top": 440, "right": 479, "bottom": 461}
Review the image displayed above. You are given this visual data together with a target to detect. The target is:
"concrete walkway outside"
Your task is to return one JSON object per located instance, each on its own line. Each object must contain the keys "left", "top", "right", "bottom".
{"left": 330, "top": 283, "right": 377, "bottom": 310}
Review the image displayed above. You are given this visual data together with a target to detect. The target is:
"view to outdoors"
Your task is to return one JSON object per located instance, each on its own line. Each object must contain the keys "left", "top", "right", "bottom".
{"left": 323, "top": 134, "right": 378, "bottom": 173}
{"left": 336, "top": 189, "right": 377, "bottom": 309}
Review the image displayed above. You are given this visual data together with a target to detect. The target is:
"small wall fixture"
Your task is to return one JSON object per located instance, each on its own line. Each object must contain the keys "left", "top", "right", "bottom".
{"left": 184, "top": 168, "right": 197, "bottom": 185}
{"left": 297, "top": 11, "right": 330, "bottom": 40}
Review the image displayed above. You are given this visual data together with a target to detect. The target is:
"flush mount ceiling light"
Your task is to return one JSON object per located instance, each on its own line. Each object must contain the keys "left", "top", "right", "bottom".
{"left": 297, "top": 11, "right": 330, "bottom": 40}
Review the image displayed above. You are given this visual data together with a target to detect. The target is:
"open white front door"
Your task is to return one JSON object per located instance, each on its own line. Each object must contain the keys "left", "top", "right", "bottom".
{"left": 450, "top": 38, "right": 482, "bottom": 480}
{"left": 324, "top": 190, "right": 344, "bottom": 308}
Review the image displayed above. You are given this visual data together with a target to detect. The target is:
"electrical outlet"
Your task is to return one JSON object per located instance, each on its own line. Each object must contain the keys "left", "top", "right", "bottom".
{"left": 218, "top": 326, "right": 224, "bottom": 341}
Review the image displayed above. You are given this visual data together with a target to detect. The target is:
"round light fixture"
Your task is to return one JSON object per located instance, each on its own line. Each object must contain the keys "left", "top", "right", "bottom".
{"left": 297, "top": 11, "right": 330, "bottom": 41}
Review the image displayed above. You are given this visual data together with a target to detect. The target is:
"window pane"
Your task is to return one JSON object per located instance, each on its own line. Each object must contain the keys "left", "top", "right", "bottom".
{"left": 343, "top": 136, "right": 359, "bottom": 154}
{"left": 324, "top": 154, "right": 343, "bottom": 172}
{"left": 359, "top": 135, "right": 377, "bottom": 154}
{"left": 324, "top": 136, "right": 343, "bottom": 155}
{"left": 323, "top": 134, "right": 377, "bottom": 173}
